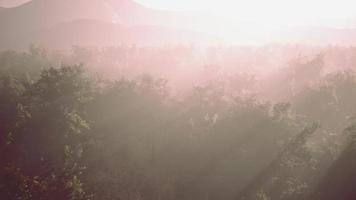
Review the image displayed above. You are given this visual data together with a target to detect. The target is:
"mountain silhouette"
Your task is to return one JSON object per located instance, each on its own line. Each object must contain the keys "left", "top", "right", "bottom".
{"left": 0, "top": 0, "right": 29, "bottom": 7}
{"left": 1, "top": 0, "right": 356, "bottom": 49}
{"left": 27, "top": 19, "right": 215, "bottom": 48}
{"left": 0, "top": 0, "right": 220, "bottom": 49}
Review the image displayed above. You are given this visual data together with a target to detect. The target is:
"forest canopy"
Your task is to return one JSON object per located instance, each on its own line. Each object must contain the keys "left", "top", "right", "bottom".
{"left": 1, "top": 46, "right": 356, "bottom": 200}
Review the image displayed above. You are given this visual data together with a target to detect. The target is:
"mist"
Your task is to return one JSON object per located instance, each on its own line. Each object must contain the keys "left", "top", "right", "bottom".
{"left": 1, "top": 1, "right": 356, "bottom": 200}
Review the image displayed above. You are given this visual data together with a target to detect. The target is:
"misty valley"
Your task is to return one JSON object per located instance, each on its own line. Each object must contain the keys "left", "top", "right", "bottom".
{"left": 2, "top": 0, "right": 356, "bottom": 200}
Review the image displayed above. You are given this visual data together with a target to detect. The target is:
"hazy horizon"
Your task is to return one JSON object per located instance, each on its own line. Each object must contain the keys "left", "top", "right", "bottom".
{"left": 3, "top": 0, "right": 356, "bottom": 28}
{"left": 2, "top": 0, "right": 356, "bottom": 45}
{"left": 2, "top": 1, "right": 356, "bottom": 200}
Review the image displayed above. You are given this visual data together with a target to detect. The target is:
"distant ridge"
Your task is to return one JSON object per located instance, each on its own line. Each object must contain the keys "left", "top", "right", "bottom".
{"left": 1, "top": 0, "right": 356, "bottom": 49}
{"left": 0, "top": 0, "right": 221, "bottom": 49}
{"left": 30, "top": 19, "right": 216, "bottom": 48}
{"left": 0, "top": 0, "right": 29, "bottom": 8}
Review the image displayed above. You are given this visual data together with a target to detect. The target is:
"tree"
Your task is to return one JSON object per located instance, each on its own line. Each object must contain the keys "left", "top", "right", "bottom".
{"left": 0, "top": 65, "right": 93, "bottom": 200}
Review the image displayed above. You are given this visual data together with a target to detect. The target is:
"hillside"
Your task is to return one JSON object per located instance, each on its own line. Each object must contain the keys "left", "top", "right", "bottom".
{"left": 0, "top": 0, "right": 221, "bottom": 49}
{"left": 0, "top": 0, "right": 29, "bottom": 7}
{"left": 27, "top": 19, "right": 217, "bottom": 48}
{"left": 1, "top": 0, "right": 356, "bottom": 49}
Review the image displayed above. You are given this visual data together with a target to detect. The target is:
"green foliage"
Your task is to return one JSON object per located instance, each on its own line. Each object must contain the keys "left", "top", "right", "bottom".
{"left": 0, "top": 65, "right": 92, "bottom": 200}
{"left": 1, "top": 48, "right": 356, "bottom": 200}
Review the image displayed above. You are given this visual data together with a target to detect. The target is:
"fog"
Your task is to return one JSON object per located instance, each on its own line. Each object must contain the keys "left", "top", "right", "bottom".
{"left": 1, "top": 1, "right": 356, "bottom": 200}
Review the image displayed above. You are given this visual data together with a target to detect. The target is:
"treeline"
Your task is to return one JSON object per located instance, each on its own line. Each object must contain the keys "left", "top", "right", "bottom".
{"left": 1, "top": 47, "right": 356, "bottom": 200}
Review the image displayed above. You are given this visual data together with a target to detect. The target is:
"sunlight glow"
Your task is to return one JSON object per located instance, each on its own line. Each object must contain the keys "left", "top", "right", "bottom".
{"left": 137, "top": 0, "right": 356, "bottom": 28}
{"left": 135, "top": 0, "right": 356, "bottom": 44}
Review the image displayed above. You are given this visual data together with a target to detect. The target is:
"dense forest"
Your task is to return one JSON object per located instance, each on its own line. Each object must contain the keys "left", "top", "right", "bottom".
{"left": 1, "top": 45, "right": 356, "bottom": 200}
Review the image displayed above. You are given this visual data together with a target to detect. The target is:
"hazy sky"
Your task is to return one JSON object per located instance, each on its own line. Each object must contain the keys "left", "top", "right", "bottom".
{"left": 137, "top": 0, "right": 356, "bottom": 17}
{"left": 137, "top": 0, "right": 356, "bottom": 27}
{"left": 2, "top": 0, "right": 356, "bottom": 28}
